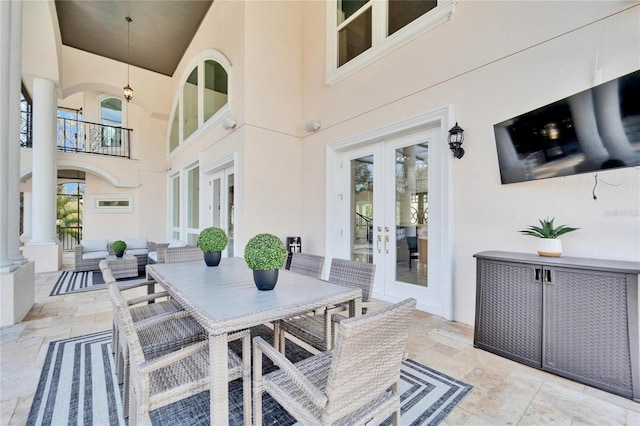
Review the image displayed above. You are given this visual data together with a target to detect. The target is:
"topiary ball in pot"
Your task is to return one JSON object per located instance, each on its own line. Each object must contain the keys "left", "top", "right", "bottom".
{"left": 244, "top": 233, "right": 287, "bottom": 290}
{"left": 112, "top": 240, "right": 127, "bottom": 257}
{"left": 197, "top": 227, "right": 228, "bottom": 266}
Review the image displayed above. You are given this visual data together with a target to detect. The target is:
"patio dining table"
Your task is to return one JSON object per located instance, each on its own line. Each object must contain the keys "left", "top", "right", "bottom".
{"left": 146, "top": 257, "right": 362, "bottom": 425}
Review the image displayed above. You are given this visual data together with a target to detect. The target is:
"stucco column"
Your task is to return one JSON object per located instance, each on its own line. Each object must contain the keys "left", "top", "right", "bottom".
{"left": 29, "top": 77, "right": 58, "bottom": 243}
{"left": 23, "top": 77, "right": 61, "bottom": 272}
{"left": 7, "top": 0, "right": 25, "bottom": 264}
{"left": 0, "top": 0, "right": 35, "bottom": 326}
{"left": 0, "top": 0, "right": 15, "bottom": 270}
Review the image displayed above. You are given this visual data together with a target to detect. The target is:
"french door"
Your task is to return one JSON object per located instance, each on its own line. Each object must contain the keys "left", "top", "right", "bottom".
{"left": 209, "top": 169, "right": 235, "bottom": 257}
{"left": 341, "top": 127, "right": 443, "bottom": 311}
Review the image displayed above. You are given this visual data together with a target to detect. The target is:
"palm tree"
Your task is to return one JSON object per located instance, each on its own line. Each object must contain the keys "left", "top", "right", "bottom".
{"left": 57, "top": 184, "right": 82, "bottom": 245}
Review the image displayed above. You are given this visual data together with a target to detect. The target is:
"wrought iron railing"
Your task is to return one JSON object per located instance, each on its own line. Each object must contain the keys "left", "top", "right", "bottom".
{"left": 58, "top": 226, "right": 82, "bottom": 251}
{"left": 355, "top": 212, "right": 373, "bottom": 243}
{"left": 21, "top": 112, "right": 132, "bottom": 159}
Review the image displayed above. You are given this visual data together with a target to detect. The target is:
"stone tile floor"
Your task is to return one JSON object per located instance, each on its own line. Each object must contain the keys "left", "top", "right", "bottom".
{"left": 1, "top": 259, "right": 639, "bottom": 425}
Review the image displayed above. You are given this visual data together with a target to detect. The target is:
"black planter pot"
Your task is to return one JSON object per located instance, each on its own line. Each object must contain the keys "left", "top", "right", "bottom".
{"left": 253, "top": 269, "right": 279, "bottom": 291}
{"left": 115, "top": 251, "right": 124, "bottom": 258}
{"left": 203, "top": 251, "right": 222, "bottom": 266}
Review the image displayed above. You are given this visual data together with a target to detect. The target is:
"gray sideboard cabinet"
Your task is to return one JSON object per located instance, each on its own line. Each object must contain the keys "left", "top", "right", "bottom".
{"left": 473, "top": 251, "right": 640, "bottom": 402}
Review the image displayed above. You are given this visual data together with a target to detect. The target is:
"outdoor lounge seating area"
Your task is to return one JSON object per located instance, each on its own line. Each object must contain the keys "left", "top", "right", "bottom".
{"left": 75, "top": 238, "right": 153, "bottom": 272}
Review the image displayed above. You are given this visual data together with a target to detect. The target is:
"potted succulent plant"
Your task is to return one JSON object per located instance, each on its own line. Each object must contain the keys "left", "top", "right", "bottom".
{"left": 112, "top": 240, "right": 127, "bottom": 257}
{"left": 244, "top": 233, "right": 287, "bottom": 290}
{"left": 197, "top": 227, "right": 228, "bottom": 266}
{"left": 519, "top": 217, "right": 578, "bottom": 257}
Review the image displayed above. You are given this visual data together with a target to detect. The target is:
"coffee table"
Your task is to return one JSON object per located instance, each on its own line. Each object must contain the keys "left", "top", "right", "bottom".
{"left": 105, "top": 254, "right": 138, "bottom": 279}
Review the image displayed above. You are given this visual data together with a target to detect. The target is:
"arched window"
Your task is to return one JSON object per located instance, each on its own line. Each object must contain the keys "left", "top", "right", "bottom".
{"left": 100, "top": 97, "right": 123, "bottom": 147}
{"left": 167, "top": 50, "right": 231, "bottom": 154}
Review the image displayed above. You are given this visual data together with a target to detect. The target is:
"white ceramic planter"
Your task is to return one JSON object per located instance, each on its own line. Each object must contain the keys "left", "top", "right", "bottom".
{"left": 537, "top": 238, "right": 562, "bottom": 257}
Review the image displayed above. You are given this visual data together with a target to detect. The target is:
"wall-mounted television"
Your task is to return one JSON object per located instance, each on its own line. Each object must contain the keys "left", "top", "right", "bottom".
{"left": 494, "top": 69, "right": 640, "bottom": 184}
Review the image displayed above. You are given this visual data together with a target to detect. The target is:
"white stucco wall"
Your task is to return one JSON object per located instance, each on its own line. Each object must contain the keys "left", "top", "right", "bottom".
{"left": 299, "top": 1, "right": 640, "bottom": 325}
{"left": 17, "top": 1, "right": 638, "bottom": 326}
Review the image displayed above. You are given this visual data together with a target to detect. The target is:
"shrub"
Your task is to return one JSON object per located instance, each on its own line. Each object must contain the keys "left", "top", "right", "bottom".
{"left": 112, "top": 240, "right": 127, "bottom": 253}
{"left": 197, "top": 227, "right": 228, "bottom": 253}
{"left": 244, "top": 233, "right": 287, "bottom": 270}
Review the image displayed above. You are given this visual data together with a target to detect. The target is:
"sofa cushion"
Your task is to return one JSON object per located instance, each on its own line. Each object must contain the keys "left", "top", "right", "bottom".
{"left": 148, "top": 251, "right": 158, "bottom": 263}
{"left": 82, "top": 251, "right": 109, "bottom": 260}
{"left": 126, "top": 248, "right": 149, "bottom": 256}
{"left": 81, "top": 239, "right": 109, "bottom": 253}
{"left": 168, "top": 239, "right": 187, "bottom": 248}
{"left": 125, "top": 238, "right": 148, "bottom": 250}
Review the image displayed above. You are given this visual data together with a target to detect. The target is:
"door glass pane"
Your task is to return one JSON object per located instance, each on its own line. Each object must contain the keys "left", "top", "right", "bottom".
{"left": 388, "top": 0, "right": 437, "bottom": 36}
{"left": 338, "top": 6, "right": 372, "bottom": 67}
{"left": 187, "top": 167, "right": 199, "bottom": 229}
{"left": 183, "top": 67, "right": 198, "bottom": 140}
{"left": 204, "top": 60, "right": 228, "bottom": 122}
{"left": 212, "top": 177, "right": 221, "bottom": 228}
{"left": 172, "top": 176, "right": 180, "bottom": 228}
{"left": 351, "top": 155, "right": 373, "bottom": 263}
{"left": 227, "top": 173, "right": 234, "bottom": 257}
{"left": 395, "top": 143, "right": 428, "bottom": 286}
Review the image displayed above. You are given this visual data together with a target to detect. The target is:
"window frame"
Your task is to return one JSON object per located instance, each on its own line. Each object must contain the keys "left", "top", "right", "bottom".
{"left": 166, "top": 49, "right": 232, "bottom": 159}
{"left": 89, "top": 194, "right": 133, "bottom": 213}
{"left": 326, "top": 0, "right": 456, "bottom": 86}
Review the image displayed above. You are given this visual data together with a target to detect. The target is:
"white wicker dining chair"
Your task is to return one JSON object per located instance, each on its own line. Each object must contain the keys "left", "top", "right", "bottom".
{"left": 274, "top": 258, "right": 376, "bottom": 353}
{"left": 254, "top": 297, "right": 416, "bottom": 426}
{"left": 102, "top": 265, "right": 208, "bottom": 416}
{"left": 111, "top": 274, "right": 252, "bottom": 426}
{"left": 99, "top": 260, "right": 183, "bottom": 372}
{"left": 289, "top": 252, "right": 325, "bottom": 278}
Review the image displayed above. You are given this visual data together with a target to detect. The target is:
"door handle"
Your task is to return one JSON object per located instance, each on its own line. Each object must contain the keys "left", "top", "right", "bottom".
{"left": 376, "top": 234, "right": 382, "bottom": 253}
{"left": 384, "top": 235, "right": 389, "bottom": 254}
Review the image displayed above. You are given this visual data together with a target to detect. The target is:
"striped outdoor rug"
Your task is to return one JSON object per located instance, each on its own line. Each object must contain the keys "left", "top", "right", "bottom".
{"left": 27, "top": 326, "right": 472, "bottom": 425}
{"left": 50, "top": 270, "right": 147, "bottom": 296}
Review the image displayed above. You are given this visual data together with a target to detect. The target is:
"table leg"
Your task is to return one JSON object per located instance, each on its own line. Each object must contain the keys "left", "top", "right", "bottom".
{"left": 210, "top": 332, "right": 229, "bottom": 425}
{"left": 351, "top": 297, "right": 362, "bottom": 317}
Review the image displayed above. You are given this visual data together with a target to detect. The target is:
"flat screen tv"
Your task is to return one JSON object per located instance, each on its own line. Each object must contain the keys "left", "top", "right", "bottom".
{"left": 494, "top": 69, "right": 640, "bottom": 184}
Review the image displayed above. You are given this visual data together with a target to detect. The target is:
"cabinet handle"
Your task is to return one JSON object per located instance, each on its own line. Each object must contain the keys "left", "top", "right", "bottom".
{"left": 544, "top": 269, "right": 552, "bottom": 283}
{"left": 534, "top": 268, "right": 542, "bottom": 282}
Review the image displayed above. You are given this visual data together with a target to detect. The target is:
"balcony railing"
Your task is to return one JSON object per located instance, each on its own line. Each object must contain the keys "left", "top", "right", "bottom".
{"left": 21, "top": 112, "right": 132, "bottom": 159}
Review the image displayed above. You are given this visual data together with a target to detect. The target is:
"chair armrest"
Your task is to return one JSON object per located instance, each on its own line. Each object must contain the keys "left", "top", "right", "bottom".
{"left": 139, "top": 340, "right": 208, "bottom": 374}
{"left": 134, "top": 310, "right": 190, "bottom": 331}
{"left": 228, "top": 328, "right": 250, "bottom": 343}
{"left": 253, "top": 336, "right": 328, "bottom": 408}
{"left": 126, "top": 291, "right": 171, "bottom": 306}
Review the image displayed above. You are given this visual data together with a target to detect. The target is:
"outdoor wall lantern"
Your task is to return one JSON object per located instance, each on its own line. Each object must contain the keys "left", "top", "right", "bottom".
{"left": 448, "top": 122, "right": 465, "bottom": 159}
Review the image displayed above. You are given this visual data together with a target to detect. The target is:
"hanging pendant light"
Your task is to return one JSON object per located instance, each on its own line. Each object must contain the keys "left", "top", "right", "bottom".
{"left": 123, "top": 16, "right": 134, "bottom": 102}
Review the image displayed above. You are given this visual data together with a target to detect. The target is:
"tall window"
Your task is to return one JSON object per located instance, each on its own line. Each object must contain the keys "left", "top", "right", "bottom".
{"left": 167, "top": 51, "right": 231, "bottom": 154}
{"left": 101, "top": 97, "right": 123, "bottom": 147}
{"left": 20, "top": 84, "right": 32, "bottom": 148}
{"left": 328, "top": 0, "right": 454, "bottom": 84}
{"left": 171, "top": 175, "right": 180, "bottom": 240}
{"left": 187, "top": 166, "right": 200, "bottom": 245}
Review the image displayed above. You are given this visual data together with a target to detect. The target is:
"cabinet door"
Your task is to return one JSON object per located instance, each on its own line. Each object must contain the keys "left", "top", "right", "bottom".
{"left": 543, "top": 266, "right": 634, "bottom": 399}
{"left": 475, "top": 259, "right": 542, "bottom": 368}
